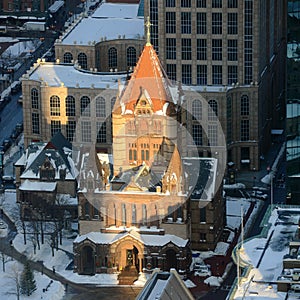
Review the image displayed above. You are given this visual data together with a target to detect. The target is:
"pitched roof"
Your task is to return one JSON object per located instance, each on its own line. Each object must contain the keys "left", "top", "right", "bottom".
{"left": 20, "top": 133, "right": 77, "bottom": 180}
{"left": 119, "top": 44, "right": 172, "bottom": 113}
{"left": 111, "top": 163, "right": 162, "bottom": 192}
{"left": 74, "top": 230, "right": 188, "bottom": 247}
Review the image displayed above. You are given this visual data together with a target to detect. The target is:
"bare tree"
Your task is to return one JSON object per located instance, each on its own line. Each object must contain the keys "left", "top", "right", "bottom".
{"left": 29, "top": 235, "right": 37, "bottom": 255}
{"left": 47, "top": 232, "right": 55, "bottom": 257}
{"left": 55, "top": 194, "right": 73, "bottom": 245}
{"left": 5, "top": 262, "right": 22, "bottom": 300}
{"left": 1, "top": 251, "right": 10, "bottom": 272}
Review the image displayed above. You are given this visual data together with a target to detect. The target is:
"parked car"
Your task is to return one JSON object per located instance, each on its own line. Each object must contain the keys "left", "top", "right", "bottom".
{"left": 0, "top": 100, "right": 5, "bottom": 111}
{"left": 18, "top": 95, "right": 23, "bottom": 104}
{"left": 0, "top": 221, "right": 7, "bottom": 229}
{"left": 15, "top": 123, "right": 23, "bottom": 134}
{"left": 2, "top": 175, "right": 16, "bottom": 189}
{"left": 11, "top": 82, "right": 21, "bottom": 94}
{"left": 250, "top": 190, "right": 268, "bottom": 200}
{"left": 3, "top": 95, "right": 11, "bottom": 102}
{"left": 2, "top": 139, "right": 12, "bottom": 152}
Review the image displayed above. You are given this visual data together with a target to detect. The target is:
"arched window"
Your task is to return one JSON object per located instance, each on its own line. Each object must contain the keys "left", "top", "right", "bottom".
{"left": 132, "top": 204, "right": 137, "bottom": 225}
{"left": 241, "top": 95, "right": 249, "bottom": 116}
{"left": 84, "top": 201, "right": 90, "bottom": 217}
{"left": 192, "top": 99, "right": 202, "bottom": 120}
{"left": 127, "top": 47, "right": 136, "bottom": 67}
{"left": 77, "top": 52, "right": 87, "bottom": 69}
{"left": 31, "top": 88, "right": 39, "bottom": 109}
{"left": 192, "top": 124, "right": 202, "bottom": 146}
{"left": 80, "top": 96, "right": 90, "bottom": 117}
{"left": 63, "top": 52, "right": 73, "bottom": 63}
{"left": 96, "top": 97, "right": 106, "bottom": 117}
{"left": 208, "top": 100, "right": 218, "bottom": 121}
{"left": 108, "top": 47, "right": 117, "bottom": 69}
{"left": 142, "top": 204, "right": 147, "bottom": 225}
{"left": 111, "top": 97, "right": 116, "bottom": 111}
{"left": 65, "top": 95, "right": 75, "bottom": 116}
{"left": 50, "top": 95, "right": 60, "bottom": 116}
{"left": 122, "top": 204, "right": 126, "bottom": 226}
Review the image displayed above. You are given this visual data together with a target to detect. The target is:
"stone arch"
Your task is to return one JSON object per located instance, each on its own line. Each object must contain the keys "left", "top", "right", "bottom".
{"left": 160, "top": 244, "right": 180, "bottom": 271}
{"left": 165, "top": 248, "right": 177, "bottom": 270}
{"left": 78, "top": 243, "right": 96, "bottom": 275}
{"left": 113, "top": 237, "right": 144, "bottom": 272}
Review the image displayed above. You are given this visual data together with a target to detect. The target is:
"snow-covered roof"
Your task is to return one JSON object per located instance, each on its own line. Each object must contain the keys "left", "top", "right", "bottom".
{"left": 49, "top": 0, "right": 64, "bottom": 14}
{"left": 1, "top": 39, "right": 41, "bottom": 59}
{"left": 26, "top": 62, "right": 125, "bottom": 89}
{"left": 74, "top": 231, "right": 188, "bottom": 248}
{"left": 92, "top": 2, "right": 141, "bottom": 19}
{"left": 231, "top": 207, "right": 300, "bottom": 299}
{"left": 183, "top": 157, "right": 217, "bottom": 201}
{"left": 59, "top": 17, "right": 143, "bottom": 46}
{"left": 19, "top": 133, "right": 78, "bottom": 181}
{"left": 19, "top": 179, "right": 57, "bottom": 192}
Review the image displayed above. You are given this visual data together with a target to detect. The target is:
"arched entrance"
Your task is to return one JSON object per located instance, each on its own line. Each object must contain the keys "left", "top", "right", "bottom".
{"left": 126, "top": 246, "right": 139, "bottom": 271}
{"left": 81, "top": 245, "right": 95, "bottom": 275}
{"left": 166, "top": 249, "right": 177, "bottom": 270}
{"left": 114, "top": 239, "right": 143, "bottom": 272}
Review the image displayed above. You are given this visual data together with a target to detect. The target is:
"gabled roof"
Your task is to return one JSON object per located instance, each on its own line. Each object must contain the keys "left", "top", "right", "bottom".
{"left": 119, "top": 44, "right": 173, "bottom": 113}
{"left": 20, "top": 133, "right": 77, "bottom": 180}
{"left": 74, "top": 230, "right": 188, "bottom": 248}
{"left": 136, "top": 269, "right": 194, "bottom": 300}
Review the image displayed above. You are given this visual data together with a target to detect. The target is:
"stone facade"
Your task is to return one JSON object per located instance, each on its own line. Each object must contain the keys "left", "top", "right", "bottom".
{"left": 55, "top": 39, "right": 144, "bottom": 73}
{"left": 73, "top": 43, "right": 225, "bottom": 276}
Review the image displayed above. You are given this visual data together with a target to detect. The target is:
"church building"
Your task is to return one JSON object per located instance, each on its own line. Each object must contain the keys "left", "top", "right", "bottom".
{"left": 73, "top": 33, "right": 225, "bottom": 278}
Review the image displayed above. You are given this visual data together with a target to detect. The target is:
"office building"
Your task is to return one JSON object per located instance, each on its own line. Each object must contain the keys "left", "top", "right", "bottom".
{"left": 144, "top": 0, "right": 287, "bottom": 171}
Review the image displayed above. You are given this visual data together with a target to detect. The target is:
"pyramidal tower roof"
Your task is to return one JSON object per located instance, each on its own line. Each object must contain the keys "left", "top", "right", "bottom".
{"left": 119, "top": 43, "right": 172, "bottom": 113}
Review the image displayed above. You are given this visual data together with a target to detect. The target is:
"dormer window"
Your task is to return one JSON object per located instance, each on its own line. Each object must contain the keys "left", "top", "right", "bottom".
{"left": 40, "top": 158, "right": 55, "bottom": 181}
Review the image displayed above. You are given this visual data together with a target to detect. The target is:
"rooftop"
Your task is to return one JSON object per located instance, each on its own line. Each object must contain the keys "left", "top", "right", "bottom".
{"left": 58, "top": 3, "right": 144, "bottom": 46}
{"left": 230, "top": 206, "right": 300, "bottom": 299}
{"left": 24, "top": 62, "right": 126, "bottom": 89}
{"left": 92, "top": 2, "right": 141, "bottom": 19}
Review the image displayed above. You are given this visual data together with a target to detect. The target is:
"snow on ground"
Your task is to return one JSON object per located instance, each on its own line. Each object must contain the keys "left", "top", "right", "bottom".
{"left": 0, "top": 187, "right": 263, "bottom": 292}
{"left": 0, "top": 260, "right": 65, "bottom": 300}
{"left": 184, "top": 279, "right": 197, "bottom": 288}
{"left": 214, "top": 242, "right": 230, "bottom": 256}
{"left": 204, "top": 276, "right": 223, "bottom": 287}
{"left": 1, "top": 190, "right": 121, "bottom": 286}
{"left": 223, "top": 183, "right": 246, "bottom": 189}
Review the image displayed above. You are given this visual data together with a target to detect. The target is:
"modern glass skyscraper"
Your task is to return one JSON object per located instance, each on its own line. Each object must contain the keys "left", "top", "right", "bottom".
{"left": 287, "top": 0, "right": 300, "bottom": 202}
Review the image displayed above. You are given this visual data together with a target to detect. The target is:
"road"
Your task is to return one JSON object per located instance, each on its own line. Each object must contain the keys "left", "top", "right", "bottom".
{"left": 0, "top": 91, "right": 23, "bottom": 146}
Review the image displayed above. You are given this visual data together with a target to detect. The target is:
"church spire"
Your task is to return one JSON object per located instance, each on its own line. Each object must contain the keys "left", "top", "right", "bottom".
{"left": 145, "top": 16, "right": 152, "bottom": 46}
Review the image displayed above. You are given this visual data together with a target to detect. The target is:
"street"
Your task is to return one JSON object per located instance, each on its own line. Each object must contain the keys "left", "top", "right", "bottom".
{"left": 0, "top": 90, "right": 23, "bottom": 146}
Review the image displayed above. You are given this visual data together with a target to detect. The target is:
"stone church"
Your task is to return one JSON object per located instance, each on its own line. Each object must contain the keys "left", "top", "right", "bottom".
{"left": 73, "top": 39, "right": 225, "bottom": 277}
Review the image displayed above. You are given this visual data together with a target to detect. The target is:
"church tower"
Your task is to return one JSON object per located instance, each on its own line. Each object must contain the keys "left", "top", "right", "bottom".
{"left": 112, "top": 36, "right": 178, "bottom": 176}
